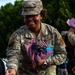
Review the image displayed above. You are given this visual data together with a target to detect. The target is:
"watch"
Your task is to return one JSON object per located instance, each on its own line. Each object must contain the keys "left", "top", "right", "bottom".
{"left": 42, "top": 61, "right": 47, "bottom": 68}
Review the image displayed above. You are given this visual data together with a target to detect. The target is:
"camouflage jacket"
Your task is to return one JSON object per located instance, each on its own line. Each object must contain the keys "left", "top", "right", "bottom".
{"left": 67, "top": 31, "right": 75, "bottom": 47}
{"left": 6, "top": 22, "right": 67, "bottom": 75}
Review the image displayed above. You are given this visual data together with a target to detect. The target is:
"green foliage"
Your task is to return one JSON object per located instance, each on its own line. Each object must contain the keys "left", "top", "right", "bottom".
{"left": 0, "top": 1, "right": 24, "bottom": 58}
{"left": 67, "top": 0, "right": 75, "bottom": 16}
{"left": 42, "top": 0, "right": 72, "bottom": 32}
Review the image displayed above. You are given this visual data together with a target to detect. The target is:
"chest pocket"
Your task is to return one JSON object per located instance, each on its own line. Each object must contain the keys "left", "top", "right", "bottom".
{"left": 40, "top": 35, "right": 54, "bottom": 48}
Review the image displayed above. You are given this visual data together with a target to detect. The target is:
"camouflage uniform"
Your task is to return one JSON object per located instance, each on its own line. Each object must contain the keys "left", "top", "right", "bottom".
{"left": 56, "top": 31, "right": 68, "bottom": 75}
{"left": 6, "top": 23, "right": 67, "bottom": 75}
{"left": 60, "top": 30, "right": 75, "bottom": 75}
{"left": 67, "top": 29, "right": 75, "bottom": 75}
{"left": 67, "top": 31, "right": 75, "bottom": 47}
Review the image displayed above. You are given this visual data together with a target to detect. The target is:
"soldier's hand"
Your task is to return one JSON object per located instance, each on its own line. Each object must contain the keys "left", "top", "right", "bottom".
{"left": 36, "top": 59, "right": 46, "bottom": 66}
{"left": 6, "top": 68, "right": 16, "bottom": 75}
{"left": 72, "top": 66, "right": 75, "bottom": 74}
{"left": 69, "top": 28, "right": 75, "bottom": 33}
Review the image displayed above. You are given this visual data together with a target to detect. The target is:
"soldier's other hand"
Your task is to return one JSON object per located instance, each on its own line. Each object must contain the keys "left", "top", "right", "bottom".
{"left": 72, "top": 66, "right": 75, "bottom": 74}
{"left": 36, "top": 59, "right": 46, "bottom": 66}
{"left": 69, "top": 28, "right": 75, "bottom": 33}
{"left": 6, "top": 68, "right": 16, "bottom": 75}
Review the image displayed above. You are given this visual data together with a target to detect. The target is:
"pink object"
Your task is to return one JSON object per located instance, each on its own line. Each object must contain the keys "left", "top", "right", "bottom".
{"left": 25, "top": 38, "right": 53, "bottom": 67}
{"left": 66, "top": 18, "right": 75, "bottom": 28}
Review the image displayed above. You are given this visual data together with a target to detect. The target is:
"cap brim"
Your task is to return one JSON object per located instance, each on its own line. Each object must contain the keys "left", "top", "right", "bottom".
{"left": 21, "top": 10, "right": 40, "bottom": 15}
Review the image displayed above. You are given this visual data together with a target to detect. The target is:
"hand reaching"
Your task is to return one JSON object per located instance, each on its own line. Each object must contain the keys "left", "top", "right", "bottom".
{"left": 6, "top": 68, "right": 16, "bottom": 75}
{"left": 35, "top": 58, "right": 46, "bottom": 66}
{"left": 72, "top": 66, "right": 75, "bottom": 74}
{"left": 69, "top": 28, "right": 75, "bottom": 32}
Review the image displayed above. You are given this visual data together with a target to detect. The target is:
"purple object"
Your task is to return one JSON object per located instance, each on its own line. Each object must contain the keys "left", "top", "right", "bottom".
{"left": 66, "top": 18, "right": 75, "bottom": 28}
{"left": 25, "top": 38, "right": 53, "bottom": 67}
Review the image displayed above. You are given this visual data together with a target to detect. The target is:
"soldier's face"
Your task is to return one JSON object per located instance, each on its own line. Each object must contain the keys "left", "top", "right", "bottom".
{"left": 24, "top": 14, "right": 42, "bottom": 29}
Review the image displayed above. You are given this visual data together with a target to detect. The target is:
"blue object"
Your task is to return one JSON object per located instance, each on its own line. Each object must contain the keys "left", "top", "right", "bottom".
{"left": 46, "top": 46, "right": 53, "bottom": 51}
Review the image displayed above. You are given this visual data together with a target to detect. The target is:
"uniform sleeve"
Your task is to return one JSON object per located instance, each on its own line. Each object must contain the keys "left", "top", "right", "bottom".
{"left": 46, "top": 29, "right": 67, "bottom": 65}
{"left": 67, "top": 31, "right": 75, "bottom": 47}
{"left": 6, "top": 32, "right": 21, "bottom": 71}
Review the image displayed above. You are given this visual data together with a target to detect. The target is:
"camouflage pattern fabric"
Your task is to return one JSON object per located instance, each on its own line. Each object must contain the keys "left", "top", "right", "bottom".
{"left": 67, "top": 31, "right": 75, "bottom": 47}
{"left": 6, "top": 22, "right": 67, "bottom": 75}
{"left": 57, "top": 68, "right": 68, "bottom": 75}
{"left": 21, "top": 0, "right": 43, "bottom": 15}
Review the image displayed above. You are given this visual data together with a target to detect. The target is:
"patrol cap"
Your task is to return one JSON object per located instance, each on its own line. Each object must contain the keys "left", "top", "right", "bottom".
{"left": 21, "top": 0, "right": 43, "bottom": 15}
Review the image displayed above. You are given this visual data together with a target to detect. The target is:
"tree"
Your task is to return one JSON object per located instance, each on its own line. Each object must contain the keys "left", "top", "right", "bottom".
{"left": 42, "top": 0, "right": 72, "bottom": 32}
{"left": 0, "top": 1, "right": 24, "bottom": 58}
{"left": 67, "top": 0, "right": 75, "bottom": 17}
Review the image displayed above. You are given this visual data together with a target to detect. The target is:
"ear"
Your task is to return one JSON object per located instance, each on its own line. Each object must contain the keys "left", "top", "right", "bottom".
{"left": 40, "top": 14, "right": 43, "bottom": 20}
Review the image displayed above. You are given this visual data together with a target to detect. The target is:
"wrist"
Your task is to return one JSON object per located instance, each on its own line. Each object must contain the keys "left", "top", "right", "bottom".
{"left": 42, "top": 61, "right": 47, "bottom": 68}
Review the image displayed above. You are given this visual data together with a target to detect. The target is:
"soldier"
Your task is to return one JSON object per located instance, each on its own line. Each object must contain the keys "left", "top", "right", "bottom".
{"left": 6, "top": 0, "right": 67, "bottom": 75}
{"left": 67, "top": 28, "right": 75, "bottom": 75}
{"left": 59, "top": 27, "right": 75, "bottom": 75}
{"left": 66, "top": 18, "right": 75, "bottom": 75}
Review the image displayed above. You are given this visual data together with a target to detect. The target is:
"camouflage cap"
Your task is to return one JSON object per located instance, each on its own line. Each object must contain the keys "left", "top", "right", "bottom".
{"left": 21, "top": 0, "right": 43, "bottom": 15}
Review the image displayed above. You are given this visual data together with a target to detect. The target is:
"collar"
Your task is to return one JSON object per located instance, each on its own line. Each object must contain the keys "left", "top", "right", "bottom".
{"left": 24, "top": 22, "right": 49, "bottom": 38}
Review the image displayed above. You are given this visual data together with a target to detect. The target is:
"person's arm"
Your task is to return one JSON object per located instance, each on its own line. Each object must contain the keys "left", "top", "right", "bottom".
{"left": 72, "top": 66, "right": 75, "bottom": 74}
{"left": 6, "top": 32, "right": 21, "bottom": 75}
{"left": 46, "top": 28, "right": 67, "bottom": 66}
{"left": 67, "top": 28, "right": 75, "bottom": 47}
